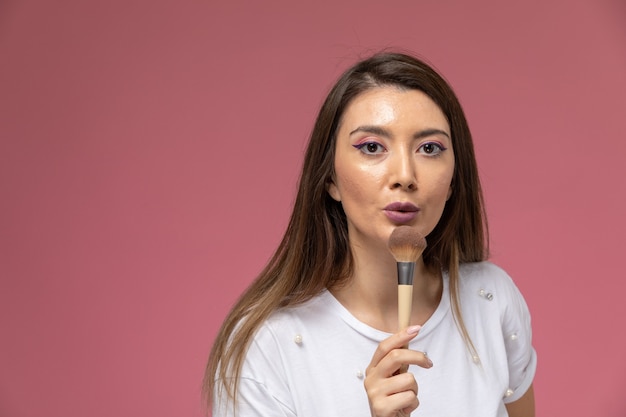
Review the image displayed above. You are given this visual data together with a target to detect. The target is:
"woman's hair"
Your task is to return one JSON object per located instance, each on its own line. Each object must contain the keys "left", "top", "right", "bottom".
{"left": 204, "top": 51, "right": 488, "bottom": 409}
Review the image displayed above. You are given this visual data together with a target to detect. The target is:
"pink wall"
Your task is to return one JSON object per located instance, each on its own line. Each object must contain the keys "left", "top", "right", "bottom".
{"left": 1, "top": 1, "right": 625, "bottom": 416}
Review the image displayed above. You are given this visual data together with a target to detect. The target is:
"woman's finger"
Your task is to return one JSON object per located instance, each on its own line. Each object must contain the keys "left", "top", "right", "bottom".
{"left": 368, "top": 347, "right": 432, "bottom": 379}
{"left": 366, "top": 373, "right": 420, "bottom": 417}
{"left": 368, "top": 325, "right": 422, "bottom": 368}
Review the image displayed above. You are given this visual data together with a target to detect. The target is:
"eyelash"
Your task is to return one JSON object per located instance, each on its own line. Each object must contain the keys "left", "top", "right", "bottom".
{"left": 353, "top": 141, "right": 385, "bottom": 154}
{"left": 419, "top": 142, "right": 447, "bottom": 156}
{"left": 352, "top": 141, "right": 447, "bottom": 156}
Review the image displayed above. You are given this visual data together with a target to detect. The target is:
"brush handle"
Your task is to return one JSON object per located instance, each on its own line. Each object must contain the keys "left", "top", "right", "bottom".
{"left": 397, "top": 262, "right": 415, "bottom": 330}
{"left": 396, "top": 261, "right": 415, "bottom": 374}
{"left": 398, "top": 284, "right": 413, "bottom": 374}
{"left": 398, "top": 284, "right": 413, "bottom": 329}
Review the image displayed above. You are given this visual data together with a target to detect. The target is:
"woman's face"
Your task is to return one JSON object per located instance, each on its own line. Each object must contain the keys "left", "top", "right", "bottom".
{"left": 327, "top": 86, "right": 454, "bottom": 252}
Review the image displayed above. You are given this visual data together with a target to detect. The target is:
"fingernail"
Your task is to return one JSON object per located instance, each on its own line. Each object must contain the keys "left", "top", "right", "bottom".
{"left": 423, "top": 351, "right": 433, "bottom": 367}
{"left": 407, "top": 325, "right": 422, "bottom": 335}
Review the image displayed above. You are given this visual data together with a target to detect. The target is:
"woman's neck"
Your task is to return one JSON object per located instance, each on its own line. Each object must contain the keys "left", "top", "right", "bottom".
{"left": 329, "top": 242, "right": 443, "bottom": 333}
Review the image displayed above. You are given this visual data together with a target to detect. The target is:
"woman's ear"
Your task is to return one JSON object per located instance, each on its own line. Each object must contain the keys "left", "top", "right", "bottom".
{"left": 446, "top": 182, "right": 453, "bottom": 201}
{"left": 326, "top": 178, "right": 341, "bottom": 202}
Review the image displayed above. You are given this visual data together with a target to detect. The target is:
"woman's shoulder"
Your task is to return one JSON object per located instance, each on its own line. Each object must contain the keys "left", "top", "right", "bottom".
{"left": 256, "top": 291, "right": 336, "bottom": 339}
{"left": 241, "top": 291, "right": 349, "bottom": 378}
{"left": 457, "top": 261, "right": 524, "bottom": 304}
{"left": 458, "top": 261, "right": 515, "bottom": 286}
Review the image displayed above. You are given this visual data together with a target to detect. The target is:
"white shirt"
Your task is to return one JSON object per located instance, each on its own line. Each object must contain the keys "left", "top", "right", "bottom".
{"left": 214, "top": 262, "right": 537, "bottom": 417}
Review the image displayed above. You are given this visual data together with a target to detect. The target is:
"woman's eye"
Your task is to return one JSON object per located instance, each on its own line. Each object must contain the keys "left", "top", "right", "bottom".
{"left": 353, "top": 142, "right": 385, "bottom": 155}
{"left": 418, "top": 142, "right": 447, "bottom": 155}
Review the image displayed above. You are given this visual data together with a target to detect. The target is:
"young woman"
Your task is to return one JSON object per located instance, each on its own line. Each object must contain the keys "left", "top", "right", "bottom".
{"left": 205, "top": 52, "right": 537, "bottom": 417}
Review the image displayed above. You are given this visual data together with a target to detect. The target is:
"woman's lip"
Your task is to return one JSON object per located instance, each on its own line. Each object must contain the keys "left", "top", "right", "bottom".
{"left": 384, "top": 210, "right": 419, "bottom": 223}
{"left": 384, "top": 202, "right": 419, "bottom": 211}
{"left": 383, "top": 202, "right": 420, "bottom": 223}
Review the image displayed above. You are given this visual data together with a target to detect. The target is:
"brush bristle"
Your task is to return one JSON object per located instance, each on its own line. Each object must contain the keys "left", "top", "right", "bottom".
{"left": 387, "top": 226, "right": 427, "bottom": 263}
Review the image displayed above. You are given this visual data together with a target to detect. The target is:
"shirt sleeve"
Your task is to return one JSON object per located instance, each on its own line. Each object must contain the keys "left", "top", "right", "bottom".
{"left": 213, "top": 377, "right": 297, "bottom": 417}
{"left": 499, "top": 273, "right": 537, "bottom": 403}
{"left": 212, "top": 323, "right": 297, "bottom": 417}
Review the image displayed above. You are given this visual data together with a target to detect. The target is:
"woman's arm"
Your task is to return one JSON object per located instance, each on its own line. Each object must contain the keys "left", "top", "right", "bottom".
{"left": 505, "top": 384, "right": 535, "bottom": 417}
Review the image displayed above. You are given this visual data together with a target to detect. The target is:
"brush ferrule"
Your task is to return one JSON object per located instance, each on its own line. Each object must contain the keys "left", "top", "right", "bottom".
{"left": 397, "top": 262, "right": 415, "bottom": 285}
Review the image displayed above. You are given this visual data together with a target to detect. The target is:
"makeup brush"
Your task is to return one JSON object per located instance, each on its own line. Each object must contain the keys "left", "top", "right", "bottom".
{"left": 388, "top": 225, "right": 427, "bottom": 373}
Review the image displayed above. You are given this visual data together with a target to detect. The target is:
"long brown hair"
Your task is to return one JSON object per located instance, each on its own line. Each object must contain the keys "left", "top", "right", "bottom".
{"left": 204, "top": 51, "right": 488, "bottom": 410}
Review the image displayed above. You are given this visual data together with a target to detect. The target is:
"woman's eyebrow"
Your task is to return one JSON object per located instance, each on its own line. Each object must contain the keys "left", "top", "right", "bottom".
{"left": 349, "top": 125, "right": 450, "bottom": 140}
{"left": 414, "top": 128, "right": 450, "bottom": 140}
{"left": 349, "top": 125, "right": 391, "bottom": 138}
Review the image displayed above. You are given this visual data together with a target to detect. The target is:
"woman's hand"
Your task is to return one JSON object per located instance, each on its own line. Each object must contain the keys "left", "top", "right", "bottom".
{"left": 364, "top": 325, "right": 432, "bottom": 417}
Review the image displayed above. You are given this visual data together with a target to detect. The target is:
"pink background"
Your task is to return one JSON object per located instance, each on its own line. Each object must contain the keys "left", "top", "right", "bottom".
{"left": 1, "top": 1, "right": 625, "bottom": 416}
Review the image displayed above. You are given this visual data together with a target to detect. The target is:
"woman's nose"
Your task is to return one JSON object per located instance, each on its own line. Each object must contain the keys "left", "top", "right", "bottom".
{"left": 389, "top": 150, "right": 417, "bottom": 191}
